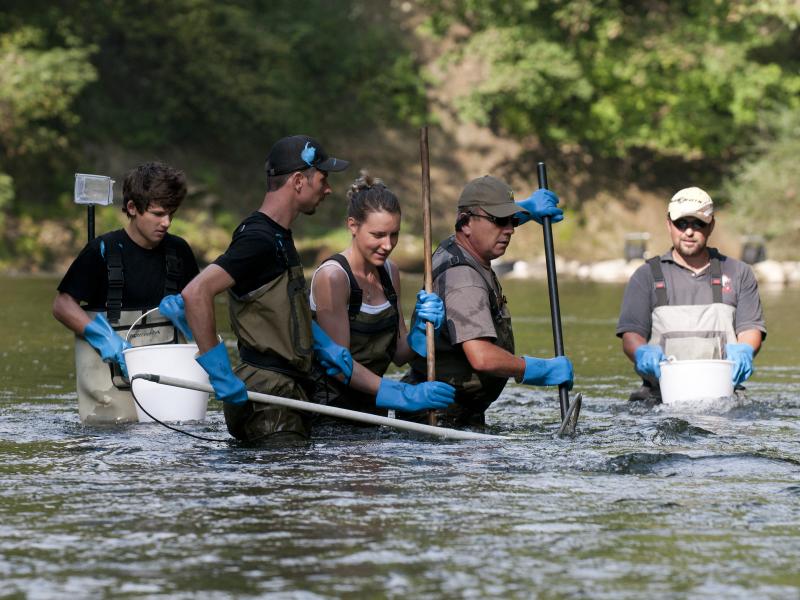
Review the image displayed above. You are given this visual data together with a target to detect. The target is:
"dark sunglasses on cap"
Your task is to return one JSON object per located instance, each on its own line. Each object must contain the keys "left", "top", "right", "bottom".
{"left": 672, "top": 218, "right": 709, "bottom": 231}
{"left": 465, "top": 211, "right": 520, "bottom": 228}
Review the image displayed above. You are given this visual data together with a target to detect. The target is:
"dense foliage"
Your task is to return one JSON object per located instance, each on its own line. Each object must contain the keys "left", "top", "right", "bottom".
{"left": 0, "top": 0, "right": 427, "bottom": 268}
{"left": 723, "top": 108, "right": 800, "bottom": 256}
{"left": 0, "top": 1, "right": 798, "bottom": 269}
{"left": 0, "top": 0, "right": 426, "bottom": 207}
{"left": 422, "top": 0, "right": 800, "bottom": 159}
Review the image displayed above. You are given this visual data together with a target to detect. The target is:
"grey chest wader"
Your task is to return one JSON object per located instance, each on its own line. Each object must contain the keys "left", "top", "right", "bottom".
{"left": 312, "top": 254, "right": 399, "bottom": 417}
{"left": 410, "top": 238, "right": 515, "bottom": 420}
{"left": 642, "top": 256, "right": 737, "bottom": 387}
{"left": 75, "top": 231, "right": 182, "bottom": 424}
{"left": 225, "top": 233, "right": 315, "bottom": 442}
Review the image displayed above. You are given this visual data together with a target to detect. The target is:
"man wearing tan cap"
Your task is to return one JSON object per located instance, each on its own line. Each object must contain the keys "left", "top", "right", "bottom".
{"left": 616, "top": 186, "right": 766, "bottom": 402}
{"left": 403, "top": 175, "right": 574, "bottom": 426}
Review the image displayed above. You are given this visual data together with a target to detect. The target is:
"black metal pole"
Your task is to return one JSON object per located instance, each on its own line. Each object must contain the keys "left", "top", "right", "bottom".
{"left": 537, "top": 162, "right": 570, "bottom": 420}
{"left": 87, "top": 205, "right": 95, "bottom": 242}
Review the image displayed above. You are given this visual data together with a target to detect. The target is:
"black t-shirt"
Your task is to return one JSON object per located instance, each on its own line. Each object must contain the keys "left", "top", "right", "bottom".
{"left": 57, "top": 229, "right": 199, "bottom": 311}
{"left": 214, "top": 211, "right": 302, "bottom": 297}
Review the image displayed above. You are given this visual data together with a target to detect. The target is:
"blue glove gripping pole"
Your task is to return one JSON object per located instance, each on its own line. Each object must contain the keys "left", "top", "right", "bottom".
{"left": 634, "top": 344, "right": 666, "bottom": 380}
{"left": 725, "top": 343, "right": 754, "bottom": 386}
{"left": 375, "top": 378, "right": 455, "bottom": 412}
{"left": 522, "top": 356, "right": 574, "bottom": 389}
{"left": 195, "top": 342, "right": 248, "bottom": 405}
{"left": 83, "top": 314, "right": 131, "bottom": 379}
{"left": 158, "top": 294, "right": 193, "bottom": 341}
{"left": 407, "top": 290, "right": 444, "bottom": 357}
{"left": 311, "top": 321, "right": 353, "bottom": 384}
{"left": 515, "top": 189, "right": 564, "bottom": 226}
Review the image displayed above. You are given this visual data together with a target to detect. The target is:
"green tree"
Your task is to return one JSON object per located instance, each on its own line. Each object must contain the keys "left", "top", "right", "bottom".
{"left": 0, "top": 27, "right": 96, "bottom": 158}
{"left": 723, "top": 108, "right": 800, "bottom": 258}
{"left": 422, "top": 0, "right": 800, "bottom": 159}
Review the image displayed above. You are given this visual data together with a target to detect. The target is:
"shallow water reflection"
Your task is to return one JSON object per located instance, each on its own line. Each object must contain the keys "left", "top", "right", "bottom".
{"left": 1, "top": 276, "right": 799, "bottom": 598}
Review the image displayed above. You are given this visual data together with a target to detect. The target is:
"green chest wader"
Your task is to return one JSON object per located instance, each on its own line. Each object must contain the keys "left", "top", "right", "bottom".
{"left": 409, "top": 237, "right": 515, "bottom": 419}
{"left": 312, "top": 254, "right": 399, "bottom": 416}
{"left": 225, "top": 235, "right": 315, "bottom": 442}
{"left": 75, "top": 231, "right": 181, "bottom": 424}
{"left": 645, "top": 257, "right": 737, "bottom": 386}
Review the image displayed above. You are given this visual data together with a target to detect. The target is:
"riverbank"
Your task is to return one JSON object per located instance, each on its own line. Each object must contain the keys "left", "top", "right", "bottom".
{"left": 494, "top": 257, "right": 800, "bottom": 287}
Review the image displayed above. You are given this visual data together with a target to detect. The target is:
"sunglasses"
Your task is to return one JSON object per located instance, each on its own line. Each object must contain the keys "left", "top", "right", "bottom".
{"left": 672, "top": 218, "right": 709, "bottom": 231}
{"left": 466, "top": 211, "right": 520, "bottom": 228}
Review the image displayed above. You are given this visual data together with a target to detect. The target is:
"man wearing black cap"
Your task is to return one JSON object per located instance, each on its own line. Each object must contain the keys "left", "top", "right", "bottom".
{"left": 181, "top": 135, "right": 353, "bottom": 442}
{"left": 403, "top": 175, "right": 575, "bottom": 426}
{"left": 179, "top": 136, "right": 453, "bottom": 442}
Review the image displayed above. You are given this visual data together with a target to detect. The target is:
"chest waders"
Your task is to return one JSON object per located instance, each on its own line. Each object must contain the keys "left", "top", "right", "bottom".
{"left": 645, "top": 256, "right": 737, "bottom": 385}
{"left": 410, "top": 237, "right": 514, "bottom": 421}
{"left": 75, "top": 230, "right": 182, "bottom": 424}
{"left": 225, "top": 233, "right": 315, "bottom": 442}
{"left": 312, "top": 254, "right": 399, "bottom": 416}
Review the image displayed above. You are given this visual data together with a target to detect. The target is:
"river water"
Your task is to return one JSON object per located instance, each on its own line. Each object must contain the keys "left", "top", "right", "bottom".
{"left": 2, "top": 275, "right": 799, "bottom": 599}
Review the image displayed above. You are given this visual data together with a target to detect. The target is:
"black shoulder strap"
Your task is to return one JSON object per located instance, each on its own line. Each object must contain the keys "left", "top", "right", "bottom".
{"left": 163, "top": 237, "right": 182, "bottom": 296}
{"left": 103, "top": 230, "right": 125, "bottom": 323}
{"left": 647, "top": 257, "right": 668, "bottom": 308}
{"left": 710, "top": 257, "right": 722, "bottom": 303}
{"left": 378, "top": 263, "right": 398, "bottom": 311}
{"left": 324, "top": 254, "right": 362, "bottom": 319}
{"left": 431, "top": 238, "right": 503, "bottom": 322}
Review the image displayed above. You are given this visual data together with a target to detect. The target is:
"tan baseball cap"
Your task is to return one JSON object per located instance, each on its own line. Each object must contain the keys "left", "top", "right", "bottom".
{"left": 457, "top": 175, "right": 530, "bottom": 218}
{"left": 668, "top": 187, "right": 714, "bottom": 223}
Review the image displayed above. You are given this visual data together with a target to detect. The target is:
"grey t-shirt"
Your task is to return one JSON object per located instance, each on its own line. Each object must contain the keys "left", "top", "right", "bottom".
{"left": 437, "top": 265, "right": 502, "bottom": 344}
{"left": 430, "top": 239, "right": 509, "bottom": 344}
{"left": 616, "top": 248, "right": 766, "bottom": 340}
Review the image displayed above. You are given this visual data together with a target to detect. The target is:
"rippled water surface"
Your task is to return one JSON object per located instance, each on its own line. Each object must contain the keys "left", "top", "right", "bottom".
{"left": 2, "top": 275, "right": 799, "bottom": 599}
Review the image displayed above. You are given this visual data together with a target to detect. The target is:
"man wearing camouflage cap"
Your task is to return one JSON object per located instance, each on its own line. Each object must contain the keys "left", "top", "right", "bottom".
{"left": 617, "top": 186, "right": 766, "bottom": 401}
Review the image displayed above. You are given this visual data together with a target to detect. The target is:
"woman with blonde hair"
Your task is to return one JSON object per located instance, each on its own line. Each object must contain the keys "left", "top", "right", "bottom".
{"left": 310, "top": 172, "right": 449, "bottom": 416}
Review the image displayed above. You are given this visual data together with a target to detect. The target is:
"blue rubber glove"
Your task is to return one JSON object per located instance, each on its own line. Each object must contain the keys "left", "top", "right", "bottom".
{"left": 520, "top": 355, "right": 574, "bottom": 389}
{"left": 725, "top": 343, "right": 754, "bottom": 386}
{"left": 195, "top": 342, "right": 248, "bottom": 405}
{"left": 407, "top": 290, "right": 445, "bottom": 357}
{"left": 634, "top": 344, "right": 666, "bottom": 380}
{"left": 375, "top": 378, "right": 455, "bottom": 412}
{"left": 312, "top": 321, "right": 354, "bottom": 384}
{"left": 83, "top": 314, "right": 132, "bottom": 379}
{"left": 158, "top": 294, "right": 193, "bottom": 341}
{"left": 515, "top": 189, "right": 564, "bottom": 226}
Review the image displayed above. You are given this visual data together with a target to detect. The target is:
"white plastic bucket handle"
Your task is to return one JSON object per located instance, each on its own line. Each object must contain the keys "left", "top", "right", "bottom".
{"left": 125, "top": 307, "right": 162, "bottom": 342}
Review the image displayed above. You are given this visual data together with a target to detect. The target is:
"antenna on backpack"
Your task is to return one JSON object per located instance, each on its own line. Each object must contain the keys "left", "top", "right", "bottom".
{"left": 74, "top": 173, "right": 114, "bottom": 241}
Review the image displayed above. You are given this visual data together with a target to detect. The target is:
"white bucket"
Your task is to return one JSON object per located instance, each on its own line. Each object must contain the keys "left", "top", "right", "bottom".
{"left": 658, "top": 357, "right": 734, "bottom": 405}
{"left": 123, "top": 344, "right": 210, "bottom": 423}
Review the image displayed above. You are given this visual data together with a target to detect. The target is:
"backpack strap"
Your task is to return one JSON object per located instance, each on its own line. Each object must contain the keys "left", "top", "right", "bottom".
{"left": 163, "top": 237, "right": 182, "bottom": 296}
{"left": 647, "top": 257, "right": 668, "bottom": 308}
{"left": 377, "top": 261, "right": 399, "bottom": 331}
{"left": 324, "top": 254, "right": 362, "bottom": 319}
{"left": 103, "top": 231, "right": 125, "bottom": 323}
{"left": 710, "top": 257, "right": 723, "bottom": 303}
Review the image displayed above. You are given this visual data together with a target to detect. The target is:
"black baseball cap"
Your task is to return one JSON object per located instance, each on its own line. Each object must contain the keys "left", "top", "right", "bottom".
{"left": 265, "top": 135, "right": 350, "bottom": 177}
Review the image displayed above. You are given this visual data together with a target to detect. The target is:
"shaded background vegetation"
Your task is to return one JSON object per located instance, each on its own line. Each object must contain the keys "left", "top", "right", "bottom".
{"left": 1, "top": 0, "right": 798, "bottom": 271}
